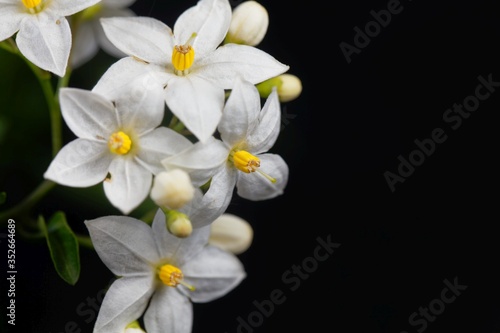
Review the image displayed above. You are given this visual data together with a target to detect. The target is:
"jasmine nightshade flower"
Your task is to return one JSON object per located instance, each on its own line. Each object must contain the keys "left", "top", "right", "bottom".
{"left": 0, "top": 0, "right": 101, "bottom": 76}
{"left": 162, "top": 76, "right": 289, "bottom": 203}
{"left": 93, "top": 0, "right": 289, "bottom": 143}
{"left": 70, "top": 0, "right": 136, "bottom": 68}
{"left": 43, "top": 85, "right": 193, "bottom": 214}
{"left": 85, "top": 209, "right": 246, "bottom": 333}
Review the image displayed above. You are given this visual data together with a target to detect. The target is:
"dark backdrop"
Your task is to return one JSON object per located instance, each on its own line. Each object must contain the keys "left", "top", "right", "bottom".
{"left": 1, "top": 0, "right": 500, "bottom": 332}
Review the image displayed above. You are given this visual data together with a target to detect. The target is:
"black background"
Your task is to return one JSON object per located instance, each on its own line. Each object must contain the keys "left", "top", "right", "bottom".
{"left": 2, "top": 0, "right": 500, "bottom": 332}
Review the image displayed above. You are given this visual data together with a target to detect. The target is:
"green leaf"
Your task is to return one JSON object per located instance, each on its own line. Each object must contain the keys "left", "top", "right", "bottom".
{"left": 39, "top": 212, "right": 80, "bottom": 285}
{"left": 0, "top": 192, "right": 5, "bottom": 205}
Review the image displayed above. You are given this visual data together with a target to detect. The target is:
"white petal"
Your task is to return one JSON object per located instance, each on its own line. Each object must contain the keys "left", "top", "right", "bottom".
{"left": 219, "top": 76, "right": 260, "bottom": 146}
{"left": 0, "top": 4, "right": 25, "bottom": 41}
{"left": 182, "top": 245, "right": 246, "bottom": 303}
{"left": 151, "top": 209, "right": 210, "bottom": 264}
{"left": 236, "top": 153, "right": 289, "bottom": 200}
{"left": 69, "top": 20, "right": 99, "bottom": 68}
{"left": 246, "top": 89, "right": 281, "bottom": 153}
{"left": 16, "top": 14, "right": 71, "bottom": 77}
{"left": 101, "top": 16, "right": 173, "bottom": 64}
{"left": 49, "top": 0, "right": 101, "bottom": 16}
{"left": 93, "top": 276, "right": 155, "bottom": 333}
{"left": 103, "top": 0, "right": 136, "bottom": 9}
{"left": 137, "top": 127, "right": 193, "bottom": 175}
{"left": 84, "top": 215, "right": 161, "bottom": 275}
{"left": 92, "top": 57, "right": 168, "bottom": 101}
{"left": 188, "top": 167, "right": 236, "bottom": 229}
{"left": 164, "top": 76, "right": 224, "bottom": 143}
{"left": 103, "top": 158, "right": 152, "bottom": 214}
{"left": 113, "top": 80, "right": 165, "bottom": 135}
{"left": 59, "top": 87, "right": 117, "bottom": 140}
{"left": 43, "top": 139, "right": 111, "bottom": 187}
{"left": 98, "top": 7, "right": 135, "bottom": 58}
{"left": 174, "top": 0, "right": 231, "bottom": 56}
{"left": 196, "top": 43, "right": 289, "bottom": 88}
{"left": 161, "top": 136, "right": 227, "bottom": 186}
{"left": 144, "top": 287, "right": 193, "bottom": 333}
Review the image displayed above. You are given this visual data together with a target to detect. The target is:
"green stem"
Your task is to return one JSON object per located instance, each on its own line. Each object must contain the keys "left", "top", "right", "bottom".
{"left": 76, "top": 235, "right": 94, "bottom": 250}
{"left": 0, "top": 180, "right": 56, "bottom": 226}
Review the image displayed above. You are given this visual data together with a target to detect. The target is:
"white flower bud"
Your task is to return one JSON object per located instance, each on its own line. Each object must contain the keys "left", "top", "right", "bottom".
{"left": 225, "top": 1, "right": 269, "bottom": 46}
{"left": 166, "top": 211, "right": 193, "bottom": 238}
{"left": 150, "top": 169, "right": 195, "bottom": 209}
{"left": 208, "top": 213, "right": 253, "bottom": 254}
{"left": 256, "top": 74, "right": 303, "bottom": 103}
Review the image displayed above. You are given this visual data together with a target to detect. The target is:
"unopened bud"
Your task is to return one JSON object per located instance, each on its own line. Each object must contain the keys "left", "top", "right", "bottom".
{"left": 166, "top": 210, "right": 193, "bottom": 238}
{"left": 208, "top": 214, "right": 253, "bottom": 254}
{"left": 256, "top": 74, "right": 303, "bottom": 103}
{"left": 150, "top": 169, "right": 195, "bottom": 209}
{"left": 224, "top": 1, "right": 269, "bottom": 46}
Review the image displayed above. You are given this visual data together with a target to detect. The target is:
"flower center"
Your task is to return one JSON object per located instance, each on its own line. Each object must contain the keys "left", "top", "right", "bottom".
{"left": 158, "top": 264, "right": 195, "bottom": 290}
{"left": 230, "top": 150, "right": 277, "bottom": 183}
{"left": 108, "top": 131, "right": 132, "bottom": 155}
{"left": 172, "top": 33, "right": 197, "bottom": 74}
{"left": 22, "top": 0, "right": 43, "bottom": 12}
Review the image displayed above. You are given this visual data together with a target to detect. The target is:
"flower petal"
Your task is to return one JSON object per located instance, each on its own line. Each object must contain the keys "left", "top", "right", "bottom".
{"left": 92, "top": 57, "right": 168, "bottom": 101}
{"left": 103, "top": 0, "right": 137, "bottom": 9}
{"left": 174, "top": 0, "right": 231, "bottom": 56}
{"left": 0, "top": 4, "right": 25, "bottom": 41}
{"left": 103, "top": 158, "right": 152, "bottom": 214}
{"left": 236, "top": 153, "right": 289, "bottom": 200}
{"left": 101, "top": 16, "right": 173, "bottom": 64}
{"left": 164, "top": 76, "right": 224, "bottom": 143}
{"left": 70, "top": 20, "right": 99, "bottom": 68}
{"left": 182, "top": 245, "right": 246, "bottom": 303}
{"left": 247, "top": 88, "right": 281, "bottom": 153}
{"left": 196, "top": 43, "right": 289, "bottom": 88}
{"left": 84, "top": 214, "right": 161, "bottom": 275}
{"left": 219, "top": 76, "right": 260, "bottom": 146}
{"left": 98, "top": 7, "right": 136, "bottom": 58}
{"left": 137, "top": 127, "right": 193, "bottom": 175}
{"left": 161, "top": 136, "right": 228, "bottom": 187}
{"left": 144, "top": 287, "right": 193, "bottom": 333}
{"left": 43, "top": 139, "right": 111, "bottom": 187}
{"left": 49, "top": 0, "right": 102, "bottom": 16}
{"left": 16, "top": 14, "right": 71, "bottom": 77}
{"left": 93, "top": 276, "right": 155, "bottom": 333}
{"left": 151, "top": 209, "right": 210, "bottom": 265}
{"left": 188, "top": 166, "right": 236, "bottom": 229}
{"left": 59, "top": 87, "right": 117, "bottom": 140}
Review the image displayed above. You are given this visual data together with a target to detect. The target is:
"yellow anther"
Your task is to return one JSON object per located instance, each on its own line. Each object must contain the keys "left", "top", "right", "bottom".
{"left": 22, "top": 0, "right": 41, "bottom": 9}
{"left": 231, "top": 150, "right": 277, "bottom": 183}
{"left": 158, "top": 264, "right": 195, "bottom": 291}
{"left": 232, "top": 150, "right": 261, "bottom": 173}
{"left": 172, "top": 33, "right": 197, "bottom": 73}
{"left": 108, "top": 131, "right": 132, "bottom": 155}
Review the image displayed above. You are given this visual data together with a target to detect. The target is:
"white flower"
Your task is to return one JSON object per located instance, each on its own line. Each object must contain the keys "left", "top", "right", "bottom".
{"left": 208, "top": 213, "right": 253, "bottom": 254}
{"left": 162, "top": 76, "right": 289, "bottom": 203}
{"left": 93, "top": 0, "right": 289, "bottom": 143}
{"left": 85, "top": 209, "right": 246, "bottom": 333}
{"left": 70, "top": 0, "right": 136, "bottom": 68}
{"left": 43, "top": 85, "right": 193, "bottom": 214}
{"left": 224, "top": 0, "right": 269, "bottom": 46}
{"left": 0, "top": 0, "right": 101, "bottom": 76}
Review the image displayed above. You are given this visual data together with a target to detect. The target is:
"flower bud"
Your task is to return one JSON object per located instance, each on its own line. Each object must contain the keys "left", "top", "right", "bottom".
{"left": 224, "top": 1, "right": 269, "bottom": 46}
{"left": 150, "top": 169, "right": 195, "bottom": 209}
{"left": 256, "top": 74, "right": 303, "bottom": 103}
{"left": 166, "top": 210, "right": 193, "bottom": 238}
{"left": 208, "top": 214, "right": 253, "bottom": 254}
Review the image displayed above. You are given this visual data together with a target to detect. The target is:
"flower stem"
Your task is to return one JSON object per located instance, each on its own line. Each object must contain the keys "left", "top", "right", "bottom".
{"left": 0, "top": 180, "right": 56, "bottom": 226}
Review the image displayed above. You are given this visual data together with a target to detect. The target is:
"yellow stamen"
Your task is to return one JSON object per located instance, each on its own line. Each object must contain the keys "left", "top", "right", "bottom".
{"left": 231, "top": 150, "right": 277, "bottom": 183}
{"left": 22, "top": 0, "right": 41, "bottom": 9}
{"left": 172, "top": 33, "right": 197, "bottom": 73}
{"left": 159, "top": 264, "right": 195, "bottom": 291}
{"left": 108, "top": 131, "right": 132, "bottom": 155}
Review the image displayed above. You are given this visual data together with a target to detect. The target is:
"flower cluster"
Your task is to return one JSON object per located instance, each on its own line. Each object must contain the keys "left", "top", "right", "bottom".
{"left": 0, "top": 0, "right": 302, "bottom": 332}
